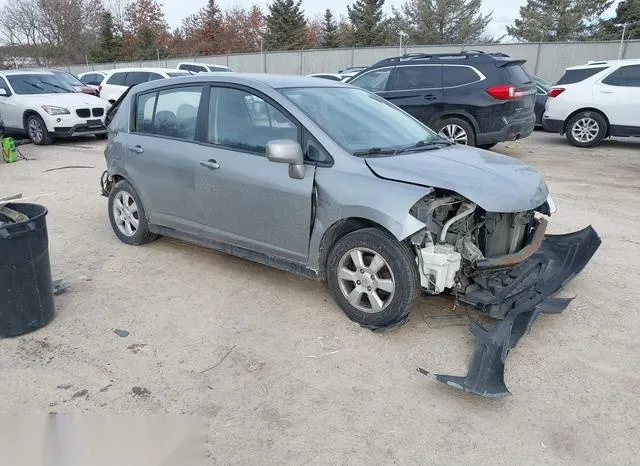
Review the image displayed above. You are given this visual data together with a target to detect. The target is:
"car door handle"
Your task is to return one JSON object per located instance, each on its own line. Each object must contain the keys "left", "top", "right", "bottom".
{"left": 200, "top": 159, "right": 220, "bottom": 170}
{"left": 600, "top": 90, "right": 614, "bottom": 94}
{"left": 128, "top": 145, "right": 144, "bottom": 154}
{"left": 423, "top": 94, "right": 437, "bottom": 100}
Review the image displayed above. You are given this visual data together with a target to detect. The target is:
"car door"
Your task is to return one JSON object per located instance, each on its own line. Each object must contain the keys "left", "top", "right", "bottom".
{"left": 195, "top": 85, "right": 315, "bottom": 264}
{"left": 594, "top": 65, "right": 640, "bottom": 129}
{"left": 384, "top": 65, "right": 444, "bottom": 126}
{"left": 125, "top": 84, "right": 210, "bottom": 232}
{"left": 0, "top": 77, "right": 20, "bottom": 130}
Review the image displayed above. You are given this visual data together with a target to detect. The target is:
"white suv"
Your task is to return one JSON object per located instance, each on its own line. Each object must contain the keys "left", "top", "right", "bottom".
{"left": 98, "top": 68, "right": 191, "bottom": 103}
{"left": 0, "top": 70, "right": 110, "bottom": 145}
{"left": 543, "top": 59, "right": 640, "bottom": 147}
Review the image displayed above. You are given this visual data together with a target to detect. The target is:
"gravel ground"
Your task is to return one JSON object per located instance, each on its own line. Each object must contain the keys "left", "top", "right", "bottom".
{"left": 0, "top": 131, "right": 639, "bottom": 464}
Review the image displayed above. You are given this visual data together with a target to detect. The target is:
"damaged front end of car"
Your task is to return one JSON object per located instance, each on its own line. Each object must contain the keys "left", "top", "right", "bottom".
{"left": 407, "top": 191, "right": 601, "bottom": 397}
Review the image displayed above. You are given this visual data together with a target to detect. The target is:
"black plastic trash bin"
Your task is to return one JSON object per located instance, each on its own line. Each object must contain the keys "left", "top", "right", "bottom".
{"left": 0, "top": 203, "right": 55, "bottom": 337}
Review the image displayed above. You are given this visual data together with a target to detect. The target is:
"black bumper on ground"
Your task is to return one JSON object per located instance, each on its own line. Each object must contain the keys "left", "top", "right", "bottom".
{"left": 419, "top": 224, "right": 601, "bottom": 397}
{"left": 542, "top": 118, "right": 564, "bottom": 134}
{"left": 53, "top": 123, "right": 107, "bottom": 137}
{"left": 476, "top": 115, "right": 536, "bottom": 146}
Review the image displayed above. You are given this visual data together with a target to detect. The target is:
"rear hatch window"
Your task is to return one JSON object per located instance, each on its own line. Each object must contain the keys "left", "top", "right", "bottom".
{"left": 557, "top": 67, "right": 609, "bottom": 85}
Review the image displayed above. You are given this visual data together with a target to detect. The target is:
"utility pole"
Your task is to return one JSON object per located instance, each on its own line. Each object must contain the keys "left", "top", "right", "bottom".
{"left": 399, "top": 31, "right": 404, "bottom": 56}
{"left": 616, "top": 23, "right": 627, "bottom": 59}
{"left": 260, "top": 39, "right": 265, "bottom": 73}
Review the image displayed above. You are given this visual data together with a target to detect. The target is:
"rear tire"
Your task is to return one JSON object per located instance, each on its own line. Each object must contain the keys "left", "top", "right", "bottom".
{"left": 326, "top": 228, "right": 420, "bottom": 329}
{"left": 565, "top": 111, "right": 607, "bottom": 148}
{"left": 108, "top": 180, "right": 158, "bottom": 245}
{"left": 434, "top": 117, "right": 476, "bottom": 146}
{"left": 26, "top": 114, "right": 52, "bottom": 145}
{"left": 478, "top": 143, "right": 496, "bottom": 150}
{"left": 95, "top": 133, "right": 108, "bottom": 140}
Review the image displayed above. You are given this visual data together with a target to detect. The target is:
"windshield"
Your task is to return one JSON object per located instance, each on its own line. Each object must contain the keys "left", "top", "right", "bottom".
{"left": 7, "top": 74, "right": 74, "bottom": 94}
{"left": 55, "top": 71, "right": 84, "bottom": 87}
{"left": 281, "top": 87, "right": 438, "bottom": 154}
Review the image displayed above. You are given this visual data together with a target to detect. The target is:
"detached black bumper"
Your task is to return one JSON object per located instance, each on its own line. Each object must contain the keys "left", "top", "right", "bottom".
{"left": 476, "top": 115, "right": 536, "bottom": 146}
{"left": 419, "top": 225, "right": 601, "bottom": 397}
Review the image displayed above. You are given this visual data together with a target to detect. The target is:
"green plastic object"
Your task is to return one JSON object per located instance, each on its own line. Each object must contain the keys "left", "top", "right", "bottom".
{"left": 2, "top": 137, "right": 17, "bottom": 163}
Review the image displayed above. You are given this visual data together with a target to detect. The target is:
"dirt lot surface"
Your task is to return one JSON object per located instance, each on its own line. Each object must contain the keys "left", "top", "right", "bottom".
{"left": 1, "top": 132, "right": 639, "bottom": 464}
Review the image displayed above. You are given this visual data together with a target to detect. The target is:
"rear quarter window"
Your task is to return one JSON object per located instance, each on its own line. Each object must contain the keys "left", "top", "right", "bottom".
{"left": 107, "top": 72, "right": 127, "bottom": 86}
{"left": 503, "top": 65, "right": 532, "bottom": 84}
{"left": 443, "top": 66, "right": 481, "bottom": 87}
{"left": 557, "top": 67, "right": 609, "bottom": 85}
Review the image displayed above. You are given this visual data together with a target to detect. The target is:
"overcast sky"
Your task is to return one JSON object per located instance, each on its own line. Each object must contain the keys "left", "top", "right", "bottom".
{"left": 163, "top": 0, "right": 621, "bottom": 38}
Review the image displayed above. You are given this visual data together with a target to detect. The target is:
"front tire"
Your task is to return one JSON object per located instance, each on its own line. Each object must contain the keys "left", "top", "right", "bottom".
{"left": 26, "top": 114, "right": 52, "bottom": 145}
{"left": 327, "top": 228, "right": 420, "bottom": 329}
{"left": 434, "top": 117, "right": 476, "bottom": 146}
{"left": 108, "top": 180, "right": 158, "bottom": 245}
{"left": 565, "top": 111, "right": 607, "bottom": 148}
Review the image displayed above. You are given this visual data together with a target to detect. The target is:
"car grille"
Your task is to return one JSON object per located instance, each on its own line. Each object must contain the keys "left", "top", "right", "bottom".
{"left": 92, "top": 108, "right": 104, "bottom": 117}
{"left": 76, "top": 109, "right": 90, "bottom": 118}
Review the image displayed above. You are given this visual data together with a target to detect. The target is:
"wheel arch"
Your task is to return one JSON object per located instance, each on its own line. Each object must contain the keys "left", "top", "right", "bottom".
{"left": 563, "top": 108, "right": 610, "bottom": 136}
{"left": 22, "top": 109, "right": 43, "bottom": 130}
{"left": 317, "top": 217, "right": 409, "bottom": 281}
{"left": 429, "top": 111, "right": 480, "bottom": 134}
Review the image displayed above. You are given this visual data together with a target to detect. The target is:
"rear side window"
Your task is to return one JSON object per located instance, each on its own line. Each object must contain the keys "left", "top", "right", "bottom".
{"left": 443, "top": 66, "right": 480, "bottom": 87}
{"left": 179, "top": 64, "right": 206, "bottom": 73}
{"left": 107, "top": 72, "right": 127, "bottom": 86}
{"left": 134, "top": 86, "right": 203, "bottom": 141}
{"left": 349, "top": 68, "right": 392, "bottom": 92}
{"left": 81, "top": 73, "right": 102, "bottom": 86}
{"left": 125, "top": 72, "right": 150, "bottom": 86}
{"left": 557, "top": 67, "right": 609, "bottom": 85}
{"left": 503, "top": 65, "right": 532, "bottom": 84}
{"left": 148, "top": 73, "right": 163, "bottom": 81}
{"left": 393, "top": 65, "right": 443, "bottom": 90}
{"left": 602, "top": 65, "right": 640, "bottom": 87}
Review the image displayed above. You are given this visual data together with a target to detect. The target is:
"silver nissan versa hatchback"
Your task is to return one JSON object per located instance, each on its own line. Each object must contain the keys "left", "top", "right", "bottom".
{"left": 101, "top": 73, "right": 600, "bottom": 397}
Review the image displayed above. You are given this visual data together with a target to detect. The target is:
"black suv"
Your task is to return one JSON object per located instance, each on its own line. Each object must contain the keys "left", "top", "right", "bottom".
{"left": 347, "top": 51, "right": 537, "bottom": 148}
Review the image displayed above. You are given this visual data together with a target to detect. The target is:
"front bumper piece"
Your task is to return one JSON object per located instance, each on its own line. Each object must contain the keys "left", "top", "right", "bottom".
{"left": 419, "top": 224, "right": 601, "bottom": 397}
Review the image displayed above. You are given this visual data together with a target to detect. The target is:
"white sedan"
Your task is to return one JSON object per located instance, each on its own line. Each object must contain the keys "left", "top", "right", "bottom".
{"left": 0, "top": 70, "right": 110, "bottom": 145}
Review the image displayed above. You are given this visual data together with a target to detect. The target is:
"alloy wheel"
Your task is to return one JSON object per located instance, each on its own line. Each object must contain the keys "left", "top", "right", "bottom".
{"left": 571, "top": 117, "right": 599, "bottom": 143}
{"left": 112, "top": 190, "right": 140, "bottom": 237}
{"left": 28, "top": 118, "right": 44, "bottom": 143}
{"left": 438, "top": 124, "right": 468, "bottom": 144}
{"left": 337, "top": 247, "right": 396, "bottom": 313}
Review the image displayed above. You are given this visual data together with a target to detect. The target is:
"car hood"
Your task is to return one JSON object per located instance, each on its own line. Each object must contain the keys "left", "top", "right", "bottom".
{"left": 364, "top": 145, "right": 549, "bottom": 213}
{"left": 18, "top": 93, "right": 106, "bottom": 108}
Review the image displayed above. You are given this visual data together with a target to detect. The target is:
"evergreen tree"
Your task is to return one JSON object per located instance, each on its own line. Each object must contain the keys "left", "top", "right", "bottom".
{"left": 321, "top": 9, "right": 341, "bottom": 47}
{"left": 264, "top": 0, "right": 307, "bottom": 50}
{"left": 507, "top": 0, "right": 613, "bottom": 42}
{"left": 398, "top": 0, "right": 492, "bottom": 45}
{"left": 593, "top": 0, "right": 640, "bottom": 40}
{"left": 347, "top": 0, "right": 387, "bottom": 46}
{"left": 133, "top": 24, "right": 157, "bottom": 60}
{"left": 90, "top": 11, "right": 122, "bottom": 62}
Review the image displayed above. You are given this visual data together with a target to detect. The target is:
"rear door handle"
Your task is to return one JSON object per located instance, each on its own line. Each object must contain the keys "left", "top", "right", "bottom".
{"left": 128, "top": 145, "right": 144, "bottom": 154}
{"left": 423, "top": 94, "right": 437, "bottom": 101}
{"left": 600, "top": 90, "right": 614, "bottom": 94}
{"left": 200, "top": 159, "right": 220, "bottom": 170}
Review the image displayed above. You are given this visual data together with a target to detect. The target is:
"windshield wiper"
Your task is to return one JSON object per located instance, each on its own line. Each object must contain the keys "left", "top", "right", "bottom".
{"left": 352, "top": 147, "right": 396, "bottom": 157}
{"left": 393, "top": 139, "right": 453, "bottom": 155}
{"left": 23, "top": 81, "right": 47, "bottom": 92}
{"left": 44, "top": 82, "right": 73, "bottom": 93}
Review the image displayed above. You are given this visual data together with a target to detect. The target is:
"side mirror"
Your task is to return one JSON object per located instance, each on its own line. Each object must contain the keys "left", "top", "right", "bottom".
{"left": 266, "top": 139, "right": 305, "bottom": 179}
{"left": 0, "top": 89, "right": 9, "bottom": 97}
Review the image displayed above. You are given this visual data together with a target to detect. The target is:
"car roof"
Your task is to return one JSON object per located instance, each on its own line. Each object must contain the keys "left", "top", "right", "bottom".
{"left": 566, "top": 58, "right": 640, "bottom": 70}
{"left": 0, "top": 69, "right": 56, "bottom": 76}
{"left": 79, "top": 70, "right": 108, "bottom": 75}
{"left": 105, "top": 68, "right": 189, "bottom": 75}
{"left": 132, "top": 72, "right": 348, "bottom": 93}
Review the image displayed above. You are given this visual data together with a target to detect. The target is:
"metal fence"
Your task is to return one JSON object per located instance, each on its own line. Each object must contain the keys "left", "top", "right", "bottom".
{"left": 63, "top": 40, "right": 640, "bottom": 82}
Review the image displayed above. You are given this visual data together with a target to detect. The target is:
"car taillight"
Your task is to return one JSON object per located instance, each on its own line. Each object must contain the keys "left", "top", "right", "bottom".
{"left": 97, "top": 84, "right": 102, "bottom": 94}
{"left": 486, "top": 85, "right": 524, "bottom": 100}
{"left": 547, "top": 87, "right": 565, "bottom": 98}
